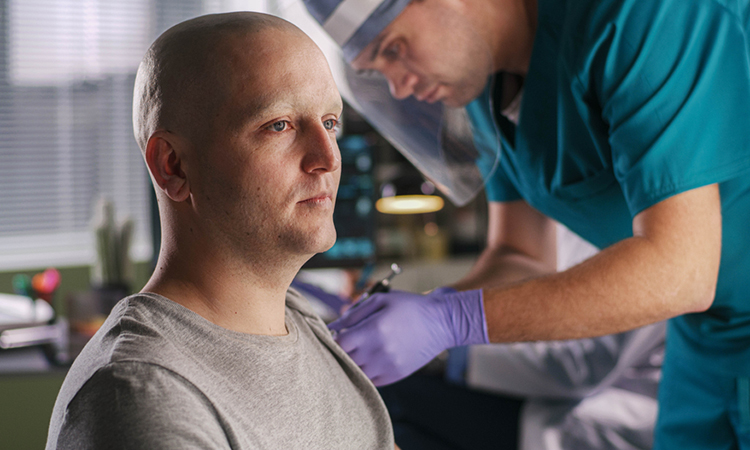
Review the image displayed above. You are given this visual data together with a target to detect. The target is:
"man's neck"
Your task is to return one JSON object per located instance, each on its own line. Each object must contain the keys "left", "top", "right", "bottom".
{"left": 473, "top": 0, "right": 537, "bottom": 74}
{"left": 142, "top": 241, "right": 304, "bottom": 336}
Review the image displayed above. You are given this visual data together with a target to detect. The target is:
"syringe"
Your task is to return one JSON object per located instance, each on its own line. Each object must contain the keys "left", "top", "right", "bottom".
{"left": 351, "top": 263, "right": 402, "bottom": 308}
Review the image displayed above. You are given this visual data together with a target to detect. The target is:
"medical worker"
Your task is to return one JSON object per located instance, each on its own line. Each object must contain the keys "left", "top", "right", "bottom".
{"left": 302, "top": 0, "right": 750, "bottom": 448}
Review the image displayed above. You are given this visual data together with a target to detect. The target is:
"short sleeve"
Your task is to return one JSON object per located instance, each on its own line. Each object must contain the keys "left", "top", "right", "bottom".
{"left": 55, "top": 362, "right": 231, "bottom": 450}
{"left": 485, "top": 162, "right": 523, "bottom": 203}
{"left": 593, "top": 1, "right": 750, "bottom": 215}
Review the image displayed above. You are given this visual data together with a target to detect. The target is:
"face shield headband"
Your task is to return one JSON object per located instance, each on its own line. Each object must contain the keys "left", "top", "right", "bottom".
{"left": 304, "top": 0, "right": 411, "bottom": 62}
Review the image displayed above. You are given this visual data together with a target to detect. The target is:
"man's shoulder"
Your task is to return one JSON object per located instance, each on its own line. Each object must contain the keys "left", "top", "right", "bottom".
{"left": 48, "top": 360, "right": 227, "bottom": 450}
{"left": 72, "top": 290, "right": 323, "bottom": 384}
{"left": 47, "top": 294, "right": 208, "bottom": 449}
{"left": 81, "top": 293, "right": 189, "bottom": 363}
{"left": 559, "top": 0, "right": 740, "bottom": 51}
{"left": 74, "top": 295, "right": 217, "bottom": 387}
{"left": 57, "top": 296, "right": 186, "bottom": 388}
{"left": 74, "top": 360, "right": 198, "bottom": 406}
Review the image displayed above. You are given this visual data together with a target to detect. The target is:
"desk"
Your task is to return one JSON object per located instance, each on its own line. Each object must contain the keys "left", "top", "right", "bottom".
{"left": 0, "top": 347, "right": 67, "bottom": 450}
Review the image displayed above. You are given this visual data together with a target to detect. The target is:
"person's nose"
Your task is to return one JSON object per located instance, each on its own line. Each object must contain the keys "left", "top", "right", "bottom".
{"left": 382, "top": 65, "right": 419, "bottom": 100}
{"left": 301, "top": 123, "right": 341, "bottom": 174}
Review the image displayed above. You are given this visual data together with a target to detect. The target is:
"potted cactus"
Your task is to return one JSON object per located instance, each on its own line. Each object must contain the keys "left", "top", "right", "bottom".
{"left": 90, "top": 198, "right": 134, "bottom": 314}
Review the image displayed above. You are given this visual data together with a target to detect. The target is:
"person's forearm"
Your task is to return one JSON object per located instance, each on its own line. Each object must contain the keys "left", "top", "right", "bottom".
{"left": 484, "top": 234, "right": 718, "bottom": 343}
{"left": 451, "top": 246, "right": 556, "bottom": 291}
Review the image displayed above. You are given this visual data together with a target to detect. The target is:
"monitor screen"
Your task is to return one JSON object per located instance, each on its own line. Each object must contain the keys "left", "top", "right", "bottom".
{"left": 303, "top": 134, "right": 377, "bottom": 268}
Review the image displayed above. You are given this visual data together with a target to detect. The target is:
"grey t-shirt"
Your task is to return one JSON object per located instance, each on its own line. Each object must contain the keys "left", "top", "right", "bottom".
{"left": 46, "top": 290, "right": 393, "bottom": 449}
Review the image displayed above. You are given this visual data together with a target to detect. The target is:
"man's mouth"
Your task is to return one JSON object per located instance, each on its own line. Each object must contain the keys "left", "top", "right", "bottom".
{"left": 416, "top": 85, "right": 441, "bottom": 103}
{"left": 298, "top": 193, "right": 333, "bottom": 205}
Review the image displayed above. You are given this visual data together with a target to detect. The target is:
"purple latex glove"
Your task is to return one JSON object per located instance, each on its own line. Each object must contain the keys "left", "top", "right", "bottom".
{"left": 328, "top": 288, "right": 489, "bottom": 386}
{"left": 429, "top": 286, "right": 458, "bottom": 295}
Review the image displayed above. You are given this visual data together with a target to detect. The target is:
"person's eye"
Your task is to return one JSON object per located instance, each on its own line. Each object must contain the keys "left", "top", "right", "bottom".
{"left": 323, "top": 118, "right": 339, "bottom": 131}
{"left": 355, "top": 69, "right": 380, "bottom": 78}
{"left": 381, "top": 41, "right": 402, "bottom": 62}
{"left": 268, "top": 120, "right": 289, "bottom": 132}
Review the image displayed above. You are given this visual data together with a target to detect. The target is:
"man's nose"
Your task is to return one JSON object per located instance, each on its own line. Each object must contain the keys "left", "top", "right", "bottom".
{"left": 302, "top": 124, "right": 341, "bottom": 174}
{"left": 383, "top": 65, "right": 418, "bottom": 100}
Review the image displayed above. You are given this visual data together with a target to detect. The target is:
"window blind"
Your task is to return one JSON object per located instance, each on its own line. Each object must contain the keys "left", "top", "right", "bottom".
{"left": 0, "top": 0, "right": 267, "bottom": 271}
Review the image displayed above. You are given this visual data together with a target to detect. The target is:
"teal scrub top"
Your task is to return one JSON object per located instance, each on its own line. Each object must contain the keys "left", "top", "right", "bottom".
{"left": 467, "top": 0, "right": 750, "bottom": 374}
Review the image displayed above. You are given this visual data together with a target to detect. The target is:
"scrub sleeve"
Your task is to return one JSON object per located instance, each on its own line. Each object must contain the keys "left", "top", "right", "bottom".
{"left": 471, "top": 0, "right": 750, "bottom": 447}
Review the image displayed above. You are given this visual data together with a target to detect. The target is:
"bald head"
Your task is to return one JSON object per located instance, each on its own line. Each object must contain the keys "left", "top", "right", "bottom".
{"left": 132, "top": 12, "right": 307, "bottom": 152}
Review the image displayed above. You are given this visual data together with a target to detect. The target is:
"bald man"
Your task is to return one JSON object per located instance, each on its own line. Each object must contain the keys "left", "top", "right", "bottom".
{"left": 46, "top": 13, "right": 394, "bottom": 450}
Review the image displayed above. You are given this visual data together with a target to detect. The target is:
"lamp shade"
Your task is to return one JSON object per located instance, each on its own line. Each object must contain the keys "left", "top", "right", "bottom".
{"left": 376, "top": 195, "right": 444, "bottom": 214}
{"left": 376, "top": 175, "right": 444, "bottom": 214}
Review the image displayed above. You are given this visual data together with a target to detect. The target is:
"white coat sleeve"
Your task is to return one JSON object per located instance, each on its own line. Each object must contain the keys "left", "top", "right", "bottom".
{"left": 465, "top": 321, "right": 665, "bottom": 400}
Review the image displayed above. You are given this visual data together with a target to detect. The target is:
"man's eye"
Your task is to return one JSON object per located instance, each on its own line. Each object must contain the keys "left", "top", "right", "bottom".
{"left": 355, "top": 68, "right": 381, "bottom": 79}
{"left": 381, "top": 42, "right": 401, "bottom": 61}
{"left": 323, "top": 119, "right": 338, "bottom": 130}
{"left": 269, "top": 121, "right": 288, "bottom": 132}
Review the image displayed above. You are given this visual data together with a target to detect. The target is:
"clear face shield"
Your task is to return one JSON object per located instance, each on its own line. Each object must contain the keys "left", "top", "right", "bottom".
{"left": 302, "top": 0, "right": 500, "bottom": 206}
{"left": 341, "top": 69, "right": 497, "bottom": 207}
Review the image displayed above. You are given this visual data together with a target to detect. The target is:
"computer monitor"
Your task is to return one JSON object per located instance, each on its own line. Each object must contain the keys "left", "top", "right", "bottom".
{"left": 303, "top": 134, "right": 377, "bottom": 268}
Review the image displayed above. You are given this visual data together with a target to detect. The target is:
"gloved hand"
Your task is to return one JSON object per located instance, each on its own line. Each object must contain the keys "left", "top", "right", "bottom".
{"left": 428, "top": 286, "right": 458, "bottom": 295}
{"left": 328, "top": 288, "right": 488, "bottom": 386}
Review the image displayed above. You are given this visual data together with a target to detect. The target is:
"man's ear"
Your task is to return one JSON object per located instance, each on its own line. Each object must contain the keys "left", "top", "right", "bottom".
{"left": 145, "top": 131, "right": 191, "bottom": 202}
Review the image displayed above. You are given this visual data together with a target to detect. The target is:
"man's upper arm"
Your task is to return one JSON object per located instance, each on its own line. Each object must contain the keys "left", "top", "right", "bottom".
{"left": 56, "top": 362, "right": 230, "bottom": 450}
{"left": 631, "top": 183, "right": 722, "bottom": 313}
{"left": 444, "top": 199, "right": 557, "bottom": 290}
{"left": 487, "top": 200, "right": 557, "bottom": 267}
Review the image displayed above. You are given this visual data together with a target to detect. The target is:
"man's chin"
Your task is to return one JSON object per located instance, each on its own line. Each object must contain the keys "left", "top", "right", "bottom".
{"left": 442, "top": 91, "right": 478, "bottom": 108}
{"left": 442, "top": 80, "right": 489, "bottom": 108}
{"left": 300, "top": 229, "right": 337, "bottom": 256}
{"left": 317, "top": 232, "right": 337, "bottom": 254}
